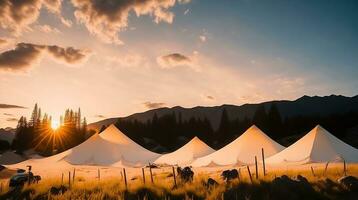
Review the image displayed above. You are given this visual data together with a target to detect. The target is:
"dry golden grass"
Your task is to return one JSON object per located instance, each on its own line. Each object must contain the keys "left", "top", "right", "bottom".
{"left": 0, "top": 164, "right": 357, "bottom": 199}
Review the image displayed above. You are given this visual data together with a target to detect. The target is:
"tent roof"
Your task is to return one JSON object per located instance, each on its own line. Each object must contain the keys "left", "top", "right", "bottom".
{"left": 39, "top": 124, "right": 160, "bottom": 167}
{"left": 266, "top": 125, "right": 358, "bottom": 164}
{"left": 191, "top": 125, "right": 284, "bottom": 167}
{"left": 154, "top": 136, "right": 215, "bottom": 166}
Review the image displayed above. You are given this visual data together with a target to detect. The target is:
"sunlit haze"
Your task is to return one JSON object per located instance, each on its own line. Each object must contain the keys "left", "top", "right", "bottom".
{"left": 1, "top": 0, "right": 358, "bottom": 128}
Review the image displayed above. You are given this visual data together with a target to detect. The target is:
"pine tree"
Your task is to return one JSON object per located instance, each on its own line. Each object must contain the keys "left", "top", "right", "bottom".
{"left": 30, "top": 103, "right": 38, "bottom": 127}
{"left": 267, "top": 103, "right": 283, "bottom": 139}
{"left": 77, "top": 108, "right": 81, "bottom": 129}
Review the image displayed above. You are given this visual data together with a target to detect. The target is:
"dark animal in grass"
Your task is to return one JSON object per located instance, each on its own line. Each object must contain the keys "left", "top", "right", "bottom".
{"left": 205, "top": 178, "right": 219, "bottom": 188}
{"left": 9, "top": 172, "right": 41, "bottom": 187}
{"left": 271, "top": 175, "right": 317, "bottom": 199}
{"left": 50, "top": 185, "right": 67, "bottom": 195}
{"left": 221, "top": 169, "right": 239, "bottom": 182}
{"left": 338, "top": 176, "right": 358, "bottom": 191}
{"left": 176, "top": 167, "right": 194, "bottom": 182}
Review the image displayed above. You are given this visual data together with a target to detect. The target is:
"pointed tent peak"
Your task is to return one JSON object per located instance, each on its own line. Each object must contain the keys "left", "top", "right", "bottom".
{"left": 190, "top": 136, "right": 201, "bottom": 143}
{"left": 241, "top": 124, "right": 266, "bottom": 137}
{"left": 99, "top": 124, "right": 133, "bottom": 145}
{"left": 184, "top": 136, "right": 212, "bottom": 149}
{"left": 308, "top": 124, "right": 331, "bottom": 137}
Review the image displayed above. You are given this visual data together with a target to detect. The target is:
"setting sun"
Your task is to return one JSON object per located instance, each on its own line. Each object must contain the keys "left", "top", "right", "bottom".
{"left": 51, "top": 120, "right": 60, "bottom": 130}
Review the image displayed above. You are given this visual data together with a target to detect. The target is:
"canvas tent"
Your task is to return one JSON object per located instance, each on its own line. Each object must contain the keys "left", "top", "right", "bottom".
{"left": 192, "top": 125, "right": 284, "bottom": 167}
{"left": 154, "top": 136, "right": 215, "bottom": 166}
{"left": 266, "top": 125, "right": 358, "bottom": 165}
{"left": 64, "top": 124, "right": 160, "bottom": 167}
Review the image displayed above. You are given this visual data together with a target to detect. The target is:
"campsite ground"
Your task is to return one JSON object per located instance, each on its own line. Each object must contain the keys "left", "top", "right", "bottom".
{"left": 1, "top": 163, "right": 357, "bottom": 199}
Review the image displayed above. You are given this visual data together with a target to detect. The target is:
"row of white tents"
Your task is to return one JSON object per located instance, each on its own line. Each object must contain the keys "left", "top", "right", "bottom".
{"left": 6, "top": 124, "right": 358, "bottom": 168}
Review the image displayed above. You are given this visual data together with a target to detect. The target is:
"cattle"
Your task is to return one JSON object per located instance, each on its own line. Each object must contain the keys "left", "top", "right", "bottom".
{"left": 221, "top": 169, "right": 239, "bottom": 182}
{"left": 177, "top": 167, "right": 194, "bottom": 182}
{"left": 50, "top": 185, "right": 68, "bottom": 195}
{"left": 9, "top": 172, "right": 41, "bottom": 187}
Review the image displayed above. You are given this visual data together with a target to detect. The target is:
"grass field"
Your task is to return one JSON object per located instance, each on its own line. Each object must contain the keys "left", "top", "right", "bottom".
{"left": 0, "top": 163, "right": 357, "bottom": 200}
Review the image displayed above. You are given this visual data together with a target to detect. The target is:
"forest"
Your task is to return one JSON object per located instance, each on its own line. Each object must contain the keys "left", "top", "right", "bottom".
{"left": 9, "top": 104, "right": 89, "bottom": 156}
{"left": 114, "top": 104, "right": 358, "bottom": 152}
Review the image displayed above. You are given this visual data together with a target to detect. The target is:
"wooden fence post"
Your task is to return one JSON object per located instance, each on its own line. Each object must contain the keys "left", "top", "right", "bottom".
{"left": 343, "top": 159, "right": 347, "bottom": 176}
{"left": 98, "top": 168, "right": 101, "bottom": 181}
{"left": 68, "top": 171, "right": 71, "bottom": 188}
{"left": 73, "top": 168, "right": 76, "bottom": 183}
{"left": 261, "top": 148, "right": 266, "bottom": 176}
{"left": 238, "top": 168, "right": 241, "bottom": 182}
{"left": 324, "top": 162, "right": 329, "bottom": 176}
{"left": 123, "top": 168, "right": 128, "bottom": 189}
{"left": 246, "top": 166, "right": 253, "bottom": 183}
{"left": 310, "top": 166, "right": 315, "bottom": 177}
{"left": 149, "top": 166, "right": 154, "bottom": 184}
{"left": 172, "top": 166, "right": 177, "bottom": 187}
{"left": 255, "top": 156, "right": 258, "bottom": 179}
{"left": 142, "top": 168, "right": 146, "bottom": 184}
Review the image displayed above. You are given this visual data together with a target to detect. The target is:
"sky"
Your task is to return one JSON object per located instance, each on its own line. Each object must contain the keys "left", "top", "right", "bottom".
{"left": 1, "top": 0, "right": 358, "bottom": 128}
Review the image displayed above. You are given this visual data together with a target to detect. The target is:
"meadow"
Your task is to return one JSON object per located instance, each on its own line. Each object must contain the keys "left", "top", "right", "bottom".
{"left": 1, "top": 163, "right": 357, "bottom": 200}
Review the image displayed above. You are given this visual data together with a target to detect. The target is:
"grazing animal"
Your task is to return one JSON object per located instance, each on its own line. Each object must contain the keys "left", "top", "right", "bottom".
{"left": 50, "top": 185, "right": 67, "bottom": 195}
{"left": 221, "top": 169, "right": 239, "bottom": 182}
{"left": 176, "top": 167, "right": 194, "bottom": 182}
{"left": 338, "top": 176, "right": 358, "bottom": 191}
{"left": 206, "top": 178, "right": 219, "bottom": 188}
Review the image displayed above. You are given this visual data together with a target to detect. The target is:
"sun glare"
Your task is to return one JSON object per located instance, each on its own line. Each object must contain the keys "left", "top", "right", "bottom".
{"left": 51, "top": 120, "right": 60, "bottom": 130}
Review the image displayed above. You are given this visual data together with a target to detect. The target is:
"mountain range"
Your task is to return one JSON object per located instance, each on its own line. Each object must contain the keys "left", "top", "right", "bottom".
{"left": 88, "top": 94, "right": 358, "bottom": 131}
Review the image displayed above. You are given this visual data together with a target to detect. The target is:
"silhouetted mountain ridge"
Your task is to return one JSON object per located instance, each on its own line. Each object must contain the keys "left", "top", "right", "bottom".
{"left": 89, "top": 94, "right": 358, "bottom": 131}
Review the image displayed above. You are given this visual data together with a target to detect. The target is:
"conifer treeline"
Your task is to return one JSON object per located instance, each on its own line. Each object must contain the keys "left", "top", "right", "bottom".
{"left": 115, "top": 103, "right": 358, "bottom": 151}
{"left": 12, "top": 104, "right": 88, "bottom": 156}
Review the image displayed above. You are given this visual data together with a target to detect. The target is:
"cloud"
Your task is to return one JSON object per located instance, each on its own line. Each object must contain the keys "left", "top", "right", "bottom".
{"left": 0, "top": 104, "right": 27, "bottom": 109}
{"left": 157, "top": 53, "right": 192, "bottom": 69}
{"left": 0, "top": 0, "right": 63, "bottom": 36}
{"left": 199, "top": 35, "right": 206, "bottom": 42}
{"left": 46, "top": 45, "right": 91, "bottom": 64}
{"left": 70, "top": 0, "right": 189, "bottom": 44}
{"left": 0, "top": 38, "right": 8, "bottom": 47}
{"left": 0, "top": 43, "right": 91, "bottom": 72}
{"left": 6, "top": 117, "right": 18, "bottom": 122}
{"left": 36, "top": 24, "right": 61, "bottom": 34}
{"left": 94, "top": 114, "right": 106, "bottom": 118}
{"left": 143, "top": 102, "right": 166, "bottom": 109}
{"left": 3, "top": 113, "right": 14, "bottom": 116}
{"left": 104, "top": 54, "right": 145, "bottom": 68}
{"left": 206, "top": 95, "right": 215, "bottom": 100}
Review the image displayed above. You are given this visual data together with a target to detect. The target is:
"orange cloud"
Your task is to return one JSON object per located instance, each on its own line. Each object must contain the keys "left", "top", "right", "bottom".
{"left": 0, "top": 43, "right": 91, "bottom": 72}
{"left": 71, "top": 0, "right": 189, "bottom": 44}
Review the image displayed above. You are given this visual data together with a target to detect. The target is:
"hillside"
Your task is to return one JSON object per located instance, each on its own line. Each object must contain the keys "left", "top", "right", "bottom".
{"left": 88, "top": 95, "right": 358, "bottom": 131}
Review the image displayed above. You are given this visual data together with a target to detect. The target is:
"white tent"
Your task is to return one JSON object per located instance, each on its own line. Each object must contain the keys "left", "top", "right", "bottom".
{"left": 266, "top": 125, "right": 358, "bottom": 165}
{"left": 64, "top": 124, "right": 160, "bottom": 167}
{"left": 154, "top": 136, "right": 215, "bottom": 166}
{"left": 192, "top": 125, "right": 284, "bottom": 167}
